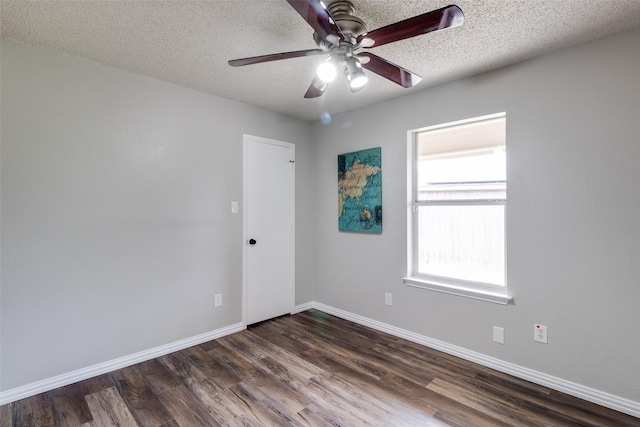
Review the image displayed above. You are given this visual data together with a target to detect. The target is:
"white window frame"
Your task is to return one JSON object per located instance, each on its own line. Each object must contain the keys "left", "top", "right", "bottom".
{"left": 404, "top": 113, "right": 512, "bottom": 305}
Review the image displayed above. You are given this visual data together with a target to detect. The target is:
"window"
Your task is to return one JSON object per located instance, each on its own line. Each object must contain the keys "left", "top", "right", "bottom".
{"left": 405, "top": 113, "right": 511, "bottom": 304}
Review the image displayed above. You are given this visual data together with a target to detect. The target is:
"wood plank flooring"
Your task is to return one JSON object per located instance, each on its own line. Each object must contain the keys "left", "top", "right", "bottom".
{"left": 1, "top": 310, "right": 638, "bottom": 426}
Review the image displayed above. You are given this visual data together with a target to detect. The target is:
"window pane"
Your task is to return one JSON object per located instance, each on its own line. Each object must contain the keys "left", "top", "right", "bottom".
{"left": 417, "top": 150, "right": 506, "bottom": 201}
{"left": 417, "top": 205, "right": 505, "bottom": 286}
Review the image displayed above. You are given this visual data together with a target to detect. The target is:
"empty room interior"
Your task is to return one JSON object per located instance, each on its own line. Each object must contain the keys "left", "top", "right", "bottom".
{"left": 1, "top": 0, "right": 639, "bottom": 425}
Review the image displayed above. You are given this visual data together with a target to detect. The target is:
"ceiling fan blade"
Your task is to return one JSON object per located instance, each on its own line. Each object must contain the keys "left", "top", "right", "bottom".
{"left": 359, "top": 53, "right": 422, "bottom": 88}
{"left": 229, "top": 49, "right": 325, "bottom": 67}
{"left": 357, "top": 5, "right": 464, "bottom": 48}
{"left": 287, "top": 0, "right": 344, "bottom": 41}
{"left": 304, "top": 76, "right": 328, "bottom": 98}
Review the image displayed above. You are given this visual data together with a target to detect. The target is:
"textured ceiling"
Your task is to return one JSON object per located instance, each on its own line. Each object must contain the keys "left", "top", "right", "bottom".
{"left": 3, "top": 1, "right": 640, "bottom": 121}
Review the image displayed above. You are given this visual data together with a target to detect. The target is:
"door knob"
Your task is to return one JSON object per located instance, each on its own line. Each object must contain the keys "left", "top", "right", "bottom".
{"left": 249, "top": 239, "right": 257, "bottom": 246}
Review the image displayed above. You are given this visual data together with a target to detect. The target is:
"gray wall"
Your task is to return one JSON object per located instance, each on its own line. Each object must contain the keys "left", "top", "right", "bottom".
{"left": 0, "top": 39, "right": 314, "bottom": 390}
{"left": 2, "top": 27, "right": 640, "bottom": 406}
{"left": 311, "top": 29, "right": 640, "bottom": 402}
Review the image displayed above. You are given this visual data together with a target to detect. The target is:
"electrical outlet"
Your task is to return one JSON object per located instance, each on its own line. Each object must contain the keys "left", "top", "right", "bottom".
{"left": 534, "top": 324, "right": 547, "bottom": 344}
{"left": 385, "top": 293, "right": 392, "bottom": 306}
{"left": 493, "top": 326, "right": 505, "bottom": 344}
{"left": 215, "top": 293, "right": 222, "bottom": 307}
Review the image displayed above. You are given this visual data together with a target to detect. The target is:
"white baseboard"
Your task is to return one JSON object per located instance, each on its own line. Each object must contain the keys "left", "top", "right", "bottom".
{"left": 292, "top": 301, "right": 315, "bottom": 314}
{"left": 0, "top": 322, "right": 245, "bottom": 406}
{"left": 309, "top": 301, "right": 640, "bottom": 419}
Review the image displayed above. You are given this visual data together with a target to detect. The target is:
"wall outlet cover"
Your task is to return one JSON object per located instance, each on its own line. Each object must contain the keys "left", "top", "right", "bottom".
{"left": 384, "top": 293, "right": 392, "bottom": 306}
{"left": 493, "top": 326, "right": 505, "bottom": 344}
{"left": 534, "top": 324, "right": 548, "bottom": 344}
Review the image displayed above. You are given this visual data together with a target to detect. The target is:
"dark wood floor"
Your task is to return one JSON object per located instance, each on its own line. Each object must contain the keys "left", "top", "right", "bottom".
{"left": 1, "top": 310, "right": 637, "bottom": 426}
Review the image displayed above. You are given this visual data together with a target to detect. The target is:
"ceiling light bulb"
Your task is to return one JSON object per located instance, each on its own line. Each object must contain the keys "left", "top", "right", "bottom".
{"left": 349, "top": 73, "right": 368, "bottom": 91}
{"left": 317, "top": 61, "right": 337, "bottom": 83}
{"left": 345, "top": 57, "right": 368, "bottom": 92}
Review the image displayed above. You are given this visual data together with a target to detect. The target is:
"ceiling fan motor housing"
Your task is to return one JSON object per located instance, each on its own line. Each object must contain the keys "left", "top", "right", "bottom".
{"left": 314, "top": 0, "right": 367, "bottom": 48}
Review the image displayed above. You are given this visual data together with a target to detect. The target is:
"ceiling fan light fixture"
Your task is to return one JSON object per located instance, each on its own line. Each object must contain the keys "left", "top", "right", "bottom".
{"left": 345, "top": 56, "right": 368, "bottom": 91}
{"left": 349, "top": 72, "right": 368, "bottom": 91}
{"left": 317, "top": 59, "right": 337, "bottom": 83}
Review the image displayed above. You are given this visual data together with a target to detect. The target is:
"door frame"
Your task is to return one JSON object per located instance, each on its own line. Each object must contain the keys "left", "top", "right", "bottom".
{"left": 242, "top": 134, "right": 295, "bottom": 326}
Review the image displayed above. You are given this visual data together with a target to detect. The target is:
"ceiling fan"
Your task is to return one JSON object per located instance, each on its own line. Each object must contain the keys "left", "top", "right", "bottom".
{"left": 228, "top": 0, "right": 464, "bottom": 98}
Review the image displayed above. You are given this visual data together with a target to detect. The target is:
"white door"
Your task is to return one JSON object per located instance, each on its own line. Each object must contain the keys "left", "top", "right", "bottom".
{"left": 243, "top": 135, "right": 294, "bottom": 325}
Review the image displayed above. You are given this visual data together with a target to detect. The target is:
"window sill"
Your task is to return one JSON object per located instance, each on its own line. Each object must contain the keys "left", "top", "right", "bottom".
{"left": 403, "top": 277, "right": 512, "bottom": 305}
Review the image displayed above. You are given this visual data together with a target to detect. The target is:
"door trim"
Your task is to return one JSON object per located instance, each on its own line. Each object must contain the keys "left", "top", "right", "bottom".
{"left": 242, "top": 134, "right": 295, "bottom": 326}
